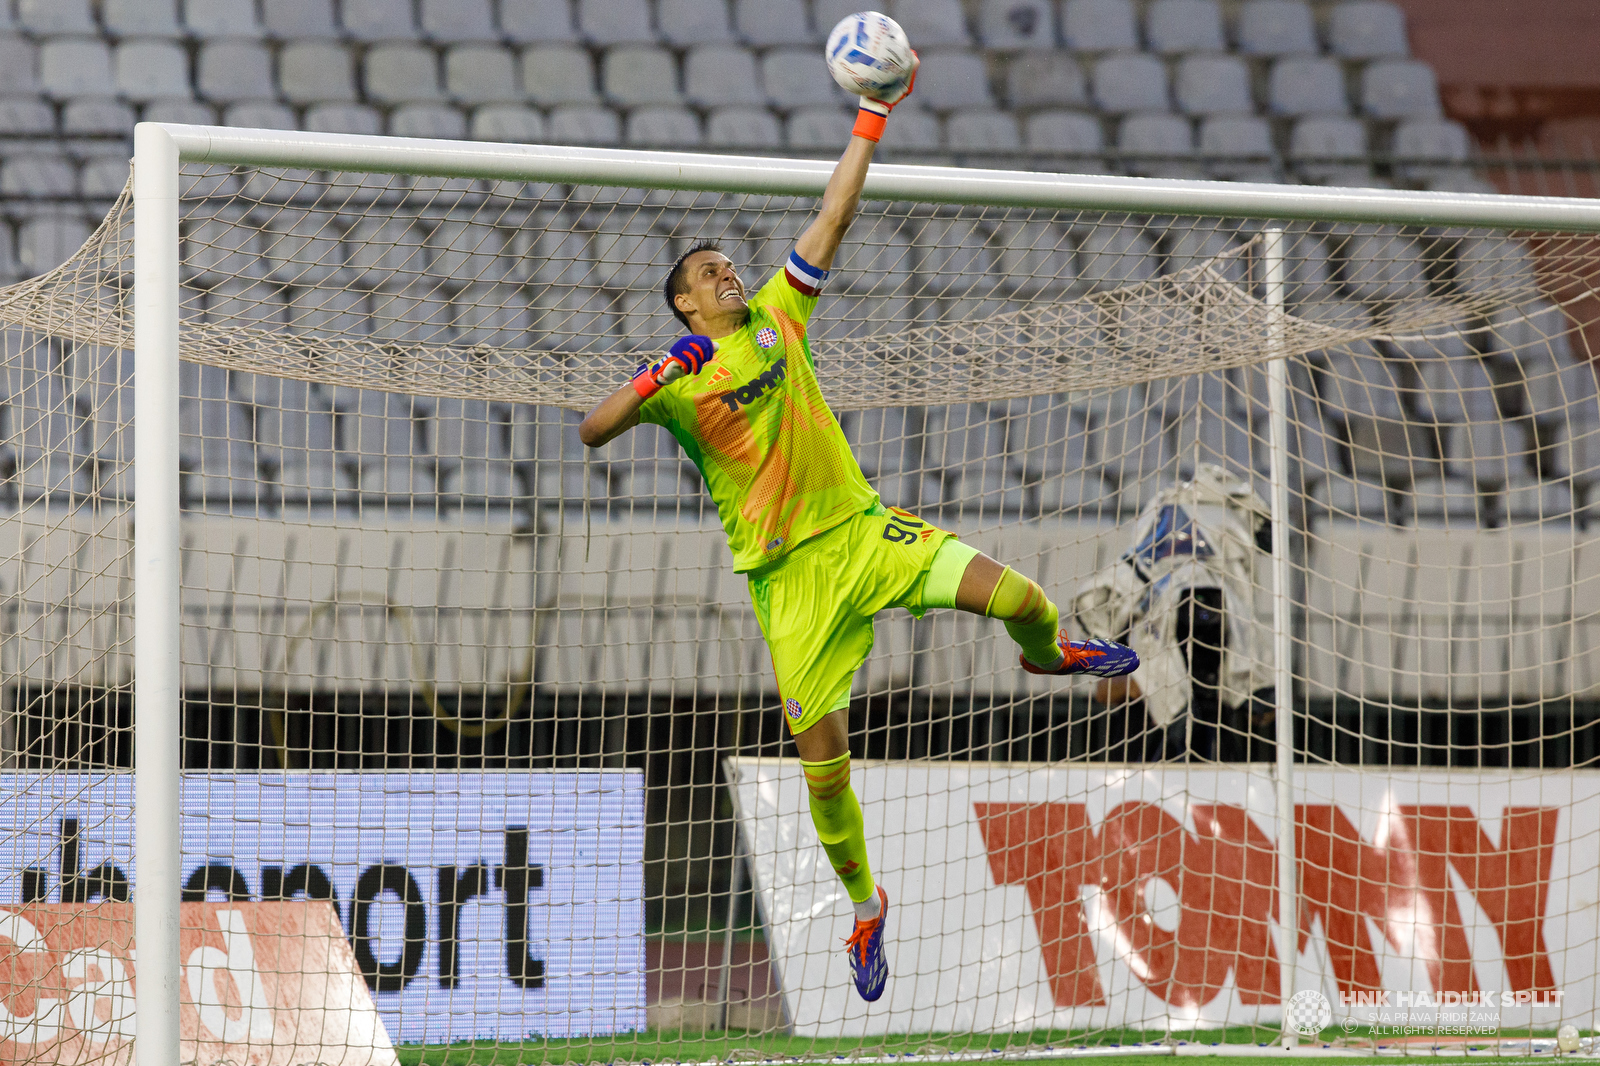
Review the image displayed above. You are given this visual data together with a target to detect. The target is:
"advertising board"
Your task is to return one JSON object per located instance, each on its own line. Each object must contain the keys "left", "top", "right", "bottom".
{"left": 0, "top": 771, "right": 646, "bottom": 1042}
{"left": 728, "top": 759, "right": 1593, "bottom": 1037}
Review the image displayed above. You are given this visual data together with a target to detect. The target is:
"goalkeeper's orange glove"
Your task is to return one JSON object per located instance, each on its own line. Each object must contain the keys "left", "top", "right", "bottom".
{"left": 853, "top": 51, "right": 919, "bottom": 143}
{"left": 632, "top": 334, "right": 715, "bottom": 400}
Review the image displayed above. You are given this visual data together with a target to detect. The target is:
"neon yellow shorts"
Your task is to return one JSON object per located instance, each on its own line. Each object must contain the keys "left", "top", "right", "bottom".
{"left": 747, "top": 503, "right": 956, "bottom": 736}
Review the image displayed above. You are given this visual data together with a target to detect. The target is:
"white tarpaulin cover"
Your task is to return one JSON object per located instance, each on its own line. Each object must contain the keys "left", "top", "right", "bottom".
{"left": 728, "top": 759, "right": 1595, "bottom": 1036}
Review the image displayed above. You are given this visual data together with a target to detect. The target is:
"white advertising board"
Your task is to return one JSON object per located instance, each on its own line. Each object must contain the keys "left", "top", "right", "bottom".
{"left": 728, "top": 759, "right": 1596, "bottom": 1036}
{"left": 0, "top": 771, "right": 646, "bottom": 1041}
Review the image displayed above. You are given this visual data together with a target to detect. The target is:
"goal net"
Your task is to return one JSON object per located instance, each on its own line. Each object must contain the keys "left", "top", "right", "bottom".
{"left": 0, "top": 133, "right": 1598, "bottom": 1062}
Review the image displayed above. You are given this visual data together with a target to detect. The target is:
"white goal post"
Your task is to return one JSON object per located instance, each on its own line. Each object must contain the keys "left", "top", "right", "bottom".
{"left": 117, "top": 121, "right": 1600, "bottom": 1063}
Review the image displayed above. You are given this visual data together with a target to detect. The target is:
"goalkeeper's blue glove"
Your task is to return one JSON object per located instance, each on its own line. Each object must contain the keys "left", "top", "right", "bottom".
{"left": 853, "top": 50, "right": 919, "bottom": 143}
{"left": 632, "top": 334, "right": 715, "bottom": 400}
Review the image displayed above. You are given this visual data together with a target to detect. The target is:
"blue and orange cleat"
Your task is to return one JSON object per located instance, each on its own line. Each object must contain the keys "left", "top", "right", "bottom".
{"left": 1020, "top": 635, "right": 1140, "bottom": 678}
{"left": 843, "top": 886, "right": 890, "bottom": 1002}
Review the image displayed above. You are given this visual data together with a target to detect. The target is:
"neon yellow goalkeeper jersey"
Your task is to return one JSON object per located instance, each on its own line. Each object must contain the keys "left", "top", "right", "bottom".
{"left": 637, "top": 250, "right": 879, "bottom": 572}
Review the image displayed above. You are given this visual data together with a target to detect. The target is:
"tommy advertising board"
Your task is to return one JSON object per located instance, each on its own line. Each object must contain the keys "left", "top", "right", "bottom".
{"left": 728, "top": 759, "right": 1594, "bottom": 1036}
{"left": 0, "top": 771, "right": 646, "bottom": 1043}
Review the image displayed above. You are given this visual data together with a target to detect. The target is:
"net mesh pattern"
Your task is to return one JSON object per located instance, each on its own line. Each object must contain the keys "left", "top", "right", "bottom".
{"left": 0, "top": 161, "right": 1596, "bottom": 1059}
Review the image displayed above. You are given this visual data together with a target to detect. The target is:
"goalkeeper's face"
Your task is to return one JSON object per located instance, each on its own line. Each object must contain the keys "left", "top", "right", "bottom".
{"left": 677, "top": 250, "right": 748, "bottom": 326}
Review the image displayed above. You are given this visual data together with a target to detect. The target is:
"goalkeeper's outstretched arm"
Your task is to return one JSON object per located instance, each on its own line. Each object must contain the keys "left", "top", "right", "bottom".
{"left": 792, "top": 135, "right": 877, "bottom": 275}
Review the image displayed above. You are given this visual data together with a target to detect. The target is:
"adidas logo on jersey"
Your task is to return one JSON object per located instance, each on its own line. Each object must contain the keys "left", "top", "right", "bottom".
{"left": 717, "top": 356, "right": 788, "bottom": 412}
{"left": 707, "top": 365, "right": 733, "bottom": 385}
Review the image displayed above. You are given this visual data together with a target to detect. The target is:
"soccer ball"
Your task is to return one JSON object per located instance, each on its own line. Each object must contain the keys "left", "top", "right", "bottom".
{"left": 825, "top": 12, "right": 916, "bottom": 99}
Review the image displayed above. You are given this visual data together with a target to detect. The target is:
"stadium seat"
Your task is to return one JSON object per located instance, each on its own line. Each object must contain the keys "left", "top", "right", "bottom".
{"left": 1331, "top": 224, "right": 1428, "bottom": 302}
{"left": 62, "top": 100, "right": 135, "bottom": 136}
{"left": 1, "top": 154, "right": 77, "bottom": 198}
{"left": 1061, "top": 0, "right": 1138, "bottom": 50}
{"left": 444, "top": 45, "right": 521, "bottom": 104}
{"left": 390, "top": 102, "right": 466, "bottom": 138}
{"left": 763, "top": 48, "right": 845, "bottom": 108}
{"left": 521, "top": 46, "right": 599, "bottom": 105}
{"left": 1489, "top": 301, "right": 1577, "bottom": 370}
{"left": 262, "top": 208, "right": 344, "bottom": 285}
{"left": 1268, "top": 57, "right": 1348, "bottom": 116}
{"left": 1235, "top": 0, "right": 1318, "bottom": 56}
{"left": 419, "top": 0, "right": 497, "bottom": 43}
{"left": 143, "top": 100, "right": 213, "bottom": 126}
{"left": 1327, "top": 1, "right": 1409, "bottom": 59}
{"left": 260, "top": 0, "right": 338, "bottom": 38}
{"left": 1361, "top": 59, "right": 1441, "bottom": 118}
{"left": 1175, "top": 54, "right": 1254, "bottom": 115}
{"left": 468, "top": 104, "right": 545, "bottom": 141}
{"left": 1445, "top": 420, "right": 1516, "bottom": 489}
{"left": 1318, "top": 342, "right": 1406, "bottom": 419}
{"left": 0, "top": 97, "right": 56, "bottom": 135}
{"left": 1392, "top": 117, "right": 1472, "bottom": 181}
{"left": 910, "top": 51, "right": 993, "bottom": 110}
{"left": 113, "top": 40, "right": 190, "bottom": 101}
{"left": 365, "top": 44, "right": 444, "bottom": 104}
{"left": 812, "top": 0, "right": 864, "bottom": 36}
{"left": 684, "top": 45, "right": 762, "bottom": 108}
{"left": 196, "top": 41, "right": 275, "bottom": 102}
{"left": 1317, "top": 469, "right": 1391, "bottom": 520}
{"left": 1118, "top": 112, "right": 1196, "bottom": 175}
{"left": 0, "top": 37, "right": 38, "bottom": 95}
{"left": 250, "top": 377, "right": 343, "bottom": 501}
{"left": 786, "top": 106, "right": 849, "bottom": 149}
{"left": 1199, "top": 116, "right": 1276, "bottom": 178}
{"left": 1023, "top": 110, "right": 1107, "bottom": 160}
{"left": 1077, "top": 225, "right": 1157, "bottom": 289}
{"left": 658, "top": 0, "right": 733, "bottom": 46}
{"left": 339, "top": 0, "right": 415, "bottom": 40}
{"left": 946, "top": 109, "right": 1024, "bottom": 151}
{"left": 979, "top": 0, "right": 1056, "bottom": 48}
{"left": 16, "top": 0, "right": 96, "bottom": 35}
{"left": 1410, "top": 475, "right": 1481, "bottom": 522}
{"left": 889, "top": 0, "right": 972, "bottom": 46}
{"left": 1414, "top": 351, "right": 1499, "bottom": 423}
{"left": 437, "top": 399, "right": 521, "bottom": 501}
{"left": 17, "top": 212, "right": 90, "bottom": 276}
{"left": 185, "top": 0, "right": 264, "bottom": 37}
{"left": 1091, "top": 53, "right": 1170, "bottom": 113}
{"left": 1005, "top": 52, "right": 1089, "bottom": 109}
{"left": 40, "top": 39, "right": 116, "bottom": 99}
{"left": 706, "top": 106, "right": 782, "bottom": 148}
{"left": 626, "top": 106, "right": 702, "bottom": 146}
{"left": 278, "top": 41, "right": 357, "bottom": 104}
{"left": 579, "top": 0, "right": 654, "bottom": 45}
{"left": 736, "top": 0, "right": 814, "bottom": 46}
{"left": 602, "top": 46, "right": 681, "bottom": 106}
{"left": 104, "top": 0, "right": 184, "bottom": 36}
{"left": 877, "top": 108, "right": 941, "bottom": 150}
{"left": 1288, "top": 115, "right": 1369, "bottom": 183}
{"left": 1455, "top": 235, "right": 1538, "bottom": 298}
{"left": 500, "top": 0, "right": 579, "bottom": 43}
{"left": 1144, "top": 0, "right": 1225, "bottom": 54}
{"left": 224, "top": 101, "right": 295, "bottom": 128}
{"left": 303, "top": 102, "right": 382, "bottom": 134}
{"left": 547, "top": 104, "right": 622, "bottom": 144}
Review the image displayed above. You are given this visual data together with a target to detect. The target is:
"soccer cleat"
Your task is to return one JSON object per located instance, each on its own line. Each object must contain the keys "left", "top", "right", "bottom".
{"left": 1020, "top": 635, "right": 1140, "bottom": 678}
{"left": 843, "top": 886, "right": 890, "bottom": 1002}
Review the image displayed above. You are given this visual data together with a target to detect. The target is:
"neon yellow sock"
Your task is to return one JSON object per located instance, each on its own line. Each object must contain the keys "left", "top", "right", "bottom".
{"left": 986, "top": 567, "right": 1063, "bottom": 668}
{"left": 800, "top": 753, "right": 876, "bottom": 904}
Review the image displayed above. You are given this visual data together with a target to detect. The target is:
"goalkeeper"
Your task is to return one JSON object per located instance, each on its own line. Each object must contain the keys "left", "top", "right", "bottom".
{"left": 578, "top": 68, "right": 1137, "bottom": 1004}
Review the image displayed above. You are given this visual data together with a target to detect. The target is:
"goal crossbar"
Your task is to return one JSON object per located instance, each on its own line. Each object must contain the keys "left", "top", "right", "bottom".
{"left": 153, "top": 122, "right": 1600, "bottom": 231}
